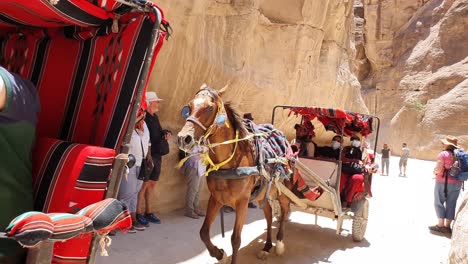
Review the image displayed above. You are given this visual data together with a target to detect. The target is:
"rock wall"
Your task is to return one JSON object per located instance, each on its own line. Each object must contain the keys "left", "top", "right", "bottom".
{"left": 449, "top": 192, "right": 468, "bottom": 263}
{"left": 356, "top": 0, "right": 468, "bottom": 159}
{"left": 147, "top": 0, "right": 367, "bottom": 213}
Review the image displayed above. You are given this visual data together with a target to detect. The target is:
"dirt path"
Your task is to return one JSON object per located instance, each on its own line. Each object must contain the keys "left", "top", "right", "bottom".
{"left": 97, "top": 156, "right": 464, "bottom": 264}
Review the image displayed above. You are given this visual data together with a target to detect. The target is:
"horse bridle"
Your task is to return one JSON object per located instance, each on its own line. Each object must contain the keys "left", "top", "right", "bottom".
{"left": 185, "top": 89, "right": 229, "bottom": 145}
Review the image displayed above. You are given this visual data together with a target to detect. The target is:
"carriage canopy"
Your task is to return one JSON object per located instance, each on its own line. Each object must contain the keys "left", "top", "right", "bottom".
{"left": 286, "top": 106, "right": 374, "bottom": 137}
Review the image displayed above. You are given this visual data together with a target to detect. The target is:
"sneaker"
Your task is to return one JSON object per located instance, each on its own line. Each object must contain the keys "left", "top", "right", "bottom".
{"left": 428, "top": 225, "right": 446, "bottom": 233}
{"left": 145, "top": 213, "right": 161, "bottom": 224}
{"left": 444, "top": 226, "right": 452, "bottom": 234}
{"left": 136, "top": 214, "right": 149, "bottom": 227}
{"left": 133, "top": 224, "right": 146, "bottom": 231}
{"left": 127, "top": 227, "right": 137, "bottom": 234}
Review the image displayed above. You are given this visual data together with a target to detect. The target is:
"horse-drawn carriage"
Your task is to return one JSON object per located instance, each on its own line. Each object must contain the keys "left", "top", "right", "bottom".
{"left": 271, "top": 105, "right": 380, "bottom": 242}
{"left": 0, "top": 0, "right": 170, "bottom": 263}
{"left": 177, "top": 86, "right": 380, "bottom": 264}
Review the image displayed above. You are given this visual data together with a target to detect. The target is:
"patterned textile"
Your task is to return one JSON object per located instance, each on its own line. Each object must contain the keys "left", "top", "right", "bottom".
{"left": 0, "top": 12, "right": 168, "bottom": 150}
{"left": 0, "top": 2, "right": 170, "bottom": 261}
{"left": 4, "top": 198, "right": 131, "bottom": 262}
{"left": 289, "top": 107, "right": 373, "bottom": 137}
{"left": 48, "top": 213, "right": 93, "bottom": 241}
{"left": 0, "top": 0, "right": 119, "bottom": 28}
{"left": 292, "top": 169, "right": 322, "bottom": 202}
{"left": 5, "top": 212, "right": 54, "bottom": 248}
{"left": 32, "top": 137, "right": 115, "bottom": 261}
{"left": 245, "top": 120, "right": 292, "bottom": 179}
{"left": 77, "top": 198, "right": 132, "bottom": 234}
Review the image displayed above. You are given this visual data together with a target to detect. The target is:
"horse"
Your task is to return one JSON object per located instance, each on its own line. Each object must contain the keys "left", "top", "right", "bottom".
{"left": 177, "top": 84, "right": 295, "bottom": 264}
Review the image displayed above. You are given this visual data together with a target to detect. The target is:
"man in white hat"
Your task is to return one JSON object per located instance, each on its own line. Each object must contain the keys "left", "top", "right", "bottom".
{"left": 135, "top": 91, "right": 171, "bottom": 226}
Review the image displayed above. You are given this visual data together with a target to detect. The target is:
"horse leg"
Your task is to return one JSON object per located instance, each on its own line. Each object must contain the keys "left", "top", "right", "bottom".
{"left": 257, "top": 199, "right": 273, "bottom": 260}
{"left": 200, "top": 195, "right": 226, "bottom": 262}
{"left": 230, "top": 198, "right": 249, "bottom": 264}
{"left": 275, "top": 194, "right": 290, "bottom": 256}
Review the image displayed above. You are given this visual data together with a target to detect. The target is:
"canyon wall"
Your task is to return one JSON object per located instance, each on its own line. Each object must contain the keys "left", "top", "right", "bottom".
{"left": 147, "top": 0, "right": 366, "bottom": 212}
{"left": 356, "top": 0, "right": 467, "bottom": 159}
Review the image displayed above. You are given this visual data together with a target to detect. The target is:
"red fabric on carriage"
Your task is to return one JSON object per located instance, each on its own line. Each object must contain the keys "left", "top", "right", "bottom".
{"left": 0, "top": 0, "right": 119, "bottom": 28}
{"left": 1, "top": 15, "right": 168, "bottom": 150}
{"left": 289, "top": 107, "right": 373, "bottom": 137}
{"left": 292, "top": 169, "right": 323, "bottom": 202}
{"left": 77, "top": 198, "right": 132, "bottom": 234}
{"left": 4, "top": 212, "right": 55, "bottom": 248}
{"left": 32, "top": 137, "right": 115, "bottom": 262}
{"left": 1, "top": 2, "right": 170, "bottom": 262}
{"left": 48, "top": 213, "right": 94, "bottom": 241}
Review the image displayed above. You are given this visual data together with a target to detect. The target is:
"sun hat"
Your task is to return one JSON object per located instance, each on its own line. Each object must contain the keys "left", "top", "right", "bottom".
{"left": 146, "top": 91, "right": 163, "bottom": 102}
{"left": 440, "top": 135, "right": 459, "bottom": 148}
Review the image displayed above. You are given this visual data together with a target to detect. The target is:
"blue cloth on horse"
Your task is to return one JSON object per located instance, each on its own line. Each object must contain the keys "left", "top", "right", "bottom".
{"left": 245, "top": 120, "right": 291, "bottom": 179}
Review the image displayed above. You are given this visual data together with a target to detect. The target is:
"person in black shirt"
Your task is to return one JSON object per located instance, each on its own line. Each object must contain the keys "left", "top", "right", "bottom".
{"left": 381, "top": 143, "right": 391, "bottom": 176}
{"left": 315, "top": 135, "right": 342, "bottom": 160}
{"left": 340, "top": 136, "right": 365, "bottom": 205}
{"left": 136, "top": 92, "right": 171, "bottom": 226}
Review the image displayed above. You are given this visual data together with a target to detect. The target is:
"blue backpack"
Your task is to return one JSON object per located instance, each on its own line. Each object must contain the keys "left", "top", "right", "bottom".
{"left": 448, "top": 149, "right": 468, "bottom": 181}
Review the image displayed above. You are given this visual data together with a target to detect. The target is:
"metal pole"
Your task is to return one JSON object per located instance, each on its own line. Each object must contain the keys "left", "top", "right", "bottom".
{"left": 87, "top": 4, "right": 162, "bottom": 263}
{"left": 26, "top": 241, "right": 54, "bottom": 264}
{"left": 220, "top": 210, "right": 225, "bottom": 238}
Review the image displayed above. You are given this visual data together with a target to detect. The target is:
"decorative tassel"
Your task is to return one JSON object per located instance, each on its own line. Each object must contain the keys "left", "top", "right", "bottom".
{"left": 99, "top": 235, "right": 112, "bottom": 256}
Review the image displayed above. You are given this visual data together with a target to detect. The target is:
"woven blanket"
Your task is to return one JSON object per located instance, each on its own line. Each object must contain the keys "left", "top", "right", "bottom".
{"left": 245, "top": 121, "right": 292, "bottom": 179}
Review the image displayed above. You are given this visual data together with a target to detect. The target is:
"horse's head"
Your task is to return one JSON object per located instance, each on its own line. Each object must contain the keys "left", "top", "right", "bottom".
{"left": 177, "top": 84, "right": 229, "bottom": 152}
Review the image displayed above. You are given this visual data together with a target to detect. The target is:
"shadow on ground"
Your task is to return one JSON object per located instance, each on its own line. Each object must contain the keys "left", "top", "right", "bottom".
{"left": 97, "top": 207, "right": 266, "bottom": 264}
{"left": 227, "top": 220, "right": 370, "bottom": 264}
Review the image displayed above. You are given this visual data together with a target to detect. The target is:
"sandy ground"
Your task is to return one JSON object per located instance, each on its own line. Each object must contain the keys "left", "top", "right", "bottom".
{"left": 96, "top": 156, "right": 465, "bottom": 264}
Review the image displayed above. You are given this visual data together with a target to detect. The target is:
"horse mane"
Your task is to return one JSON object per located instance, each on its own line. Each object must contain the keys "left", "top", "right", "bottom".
{"left": 224, "top": 102, "right": 248, "bottom": 142}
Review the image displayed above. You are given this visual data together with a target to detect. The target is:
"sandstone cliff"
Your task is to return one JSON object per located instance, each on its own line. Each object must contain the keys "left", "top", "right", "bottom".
{"left": 148, "top": 0, "right": 367, "bottom": 212}
{"left": 357, "top": 0, "right": 468, "bottom": 159}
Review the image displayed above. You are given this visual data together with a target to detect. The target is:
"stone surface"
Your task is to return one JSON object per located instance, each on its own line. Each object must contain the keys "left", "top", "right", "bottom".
{"left": 357, "top": 0, "right": 468, "bottom": 160}
{"left": 147, "top": 0, "right": 367, "bottom": 213}
{"left": 449, "top": 192, "right": 468, "bottom": 264}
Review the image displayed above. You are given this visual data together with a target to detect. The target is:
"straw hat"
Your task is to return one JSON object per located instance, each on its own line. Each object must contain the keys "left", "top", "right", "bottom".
{"left": 440, "top": 135, "right": 459, "bottom": 148}
{"left": 146, "top": 91, "right": 163, "bottom": 102}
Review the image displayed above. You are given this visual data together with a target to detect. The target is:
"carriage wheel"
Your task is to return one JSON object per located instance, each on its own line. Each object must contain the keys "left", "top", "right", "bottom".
{"left": 351, "top": 198, "right": 369, "bottom": 242}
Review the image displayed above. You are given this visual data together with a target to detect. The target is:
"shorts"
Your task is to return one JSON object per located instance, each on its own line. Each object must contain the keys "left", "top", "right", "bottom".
{"left": 399, "top": 159, "right": 408, "bottom": 167}
{"left": 148, "top": 155, "right": 162, "bottom": 181}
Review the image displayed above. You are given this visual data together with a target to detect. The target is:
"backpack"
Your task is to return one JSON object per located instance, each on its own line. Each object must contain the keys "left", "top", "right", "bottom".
{"left": 448, "top": 149, "right": 468, "bottom": 181}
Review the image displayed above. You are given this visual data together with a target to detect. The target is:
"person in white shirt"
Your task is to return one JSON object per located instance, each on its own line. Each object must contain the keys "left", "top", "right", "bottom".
{"left": 118, "top": 110, "right": 151, "bottom": 232}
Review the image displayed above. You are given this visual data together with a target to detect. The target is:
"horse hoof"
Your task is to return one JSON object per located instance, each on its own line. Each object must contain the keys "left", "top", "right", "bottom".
{"left": 216, "top": 251, "right": 229, "bottom": 264}
{"left": 275, "top": 240, "right": 285, "bottom": 256}
{"left": 257, "top": 250, "right": 269, "bottom": 260}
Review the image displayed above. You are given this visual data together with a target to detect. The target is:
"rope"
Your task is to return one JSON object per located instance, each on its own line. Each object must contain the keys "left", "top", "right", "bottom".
{"left": 177, "top": 128, "right": 278, "bottom": 175}
{"left": 202, "top": 130, "right": 239, "bottom": 176}
{"left": 99, "top": 234, "right": 112, "bottom": 256}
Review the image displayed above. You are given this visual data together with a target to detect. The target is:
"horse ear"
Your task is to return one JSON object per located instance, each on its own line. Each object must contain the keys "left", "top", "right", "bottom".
{"left": 199, "top": 83, "right": 209, "bottom": 90}
{"left": 218, "top": 84, "right": 228, "bottom": 95}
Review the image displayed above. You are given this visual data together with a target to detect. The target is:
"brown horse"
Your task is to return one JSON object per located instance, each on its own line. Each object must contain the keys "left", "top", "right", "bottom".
{"left": 177, "top": 85, "right": 294, "bottom": 263}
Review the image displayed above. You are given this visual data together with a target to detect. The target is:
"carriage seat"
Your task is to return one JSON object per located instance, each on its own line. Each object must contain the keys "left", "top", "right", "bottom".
{"left": 31, "top": 137, "right": 116, "bottom": 262}
{"left": 298, "top": 158, "right": 339, "bottom": 188}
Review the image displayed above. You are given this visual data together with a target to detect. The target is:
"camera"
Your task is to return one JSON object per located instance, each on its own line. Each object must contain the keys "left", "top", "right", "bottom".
{"left": 162, "top": 129, "right": 172, "bottom": 136}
